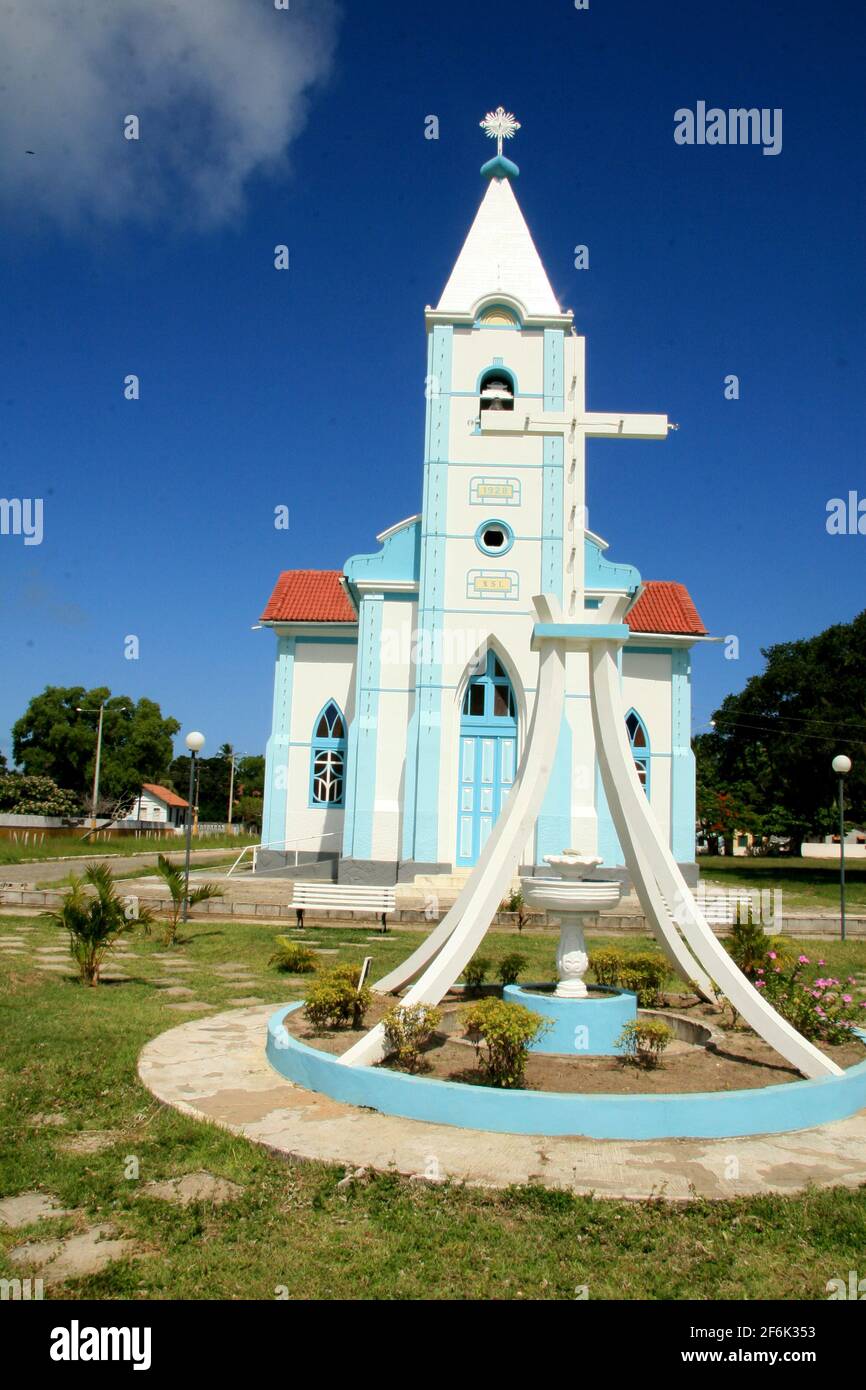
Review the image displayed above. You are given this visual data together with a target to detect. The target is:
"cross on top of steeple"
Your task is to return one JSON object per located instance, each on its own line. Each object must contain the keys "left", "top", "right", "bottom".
{"left": 480, "top": 107, "right": 521, "bottom": 158}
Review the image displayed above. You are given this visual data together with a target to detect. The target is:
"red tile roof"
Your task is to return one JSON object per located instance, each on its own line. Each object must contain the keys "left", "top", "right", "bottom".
{"left": 142, "top": 783, "right": 188, "bottom": 809}
{"left": 261, "top": 570, "right": 357, "bottom": 624}
{"left": 626, "top": 581, "right": 706, "bottom": 636}
{"left": 260, "top": 571, "right": 705, "bottom": 636}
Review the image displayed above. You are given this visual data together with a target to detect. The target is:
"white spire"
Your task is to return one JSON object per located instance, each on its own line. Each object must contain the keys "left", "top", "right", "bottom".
{"left": 435, "top": 176, "right": 562, "bottom": 318}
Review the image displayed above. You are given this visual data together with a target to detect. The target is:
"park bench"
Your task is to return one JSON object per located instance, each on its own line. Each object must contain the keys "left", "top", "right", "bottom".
{"left": 292, "top": 881, "right": 397, "bottom": 933}
{"left": 697, "top": 890, "right": 759, "bottom": 926}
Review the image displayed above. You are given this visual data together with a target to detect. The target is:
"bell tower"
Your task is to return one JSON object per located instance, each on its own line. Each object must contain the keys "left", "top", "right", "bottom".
{"left": 402, "top": 109, "right": 582, "bottom": 869}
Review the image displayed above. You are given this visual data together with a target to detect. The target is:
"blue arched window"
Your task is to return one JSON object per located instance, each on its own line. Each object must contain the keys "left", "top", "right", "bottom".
{"left": 310, "top": 701, "right": 347, "bottom": 807}
{"left": 625, "top": 710, "right": 650, "bottom": 795}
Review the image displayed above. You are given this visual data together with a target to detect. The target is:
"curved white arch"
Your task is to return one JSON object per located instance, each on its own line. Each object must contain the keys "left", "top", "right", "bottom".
{"left": 590, "top": 641, "right": 840, "bottom": 1080}
{"left": 341, "top": 598, "right": 566, "bottom": 1067}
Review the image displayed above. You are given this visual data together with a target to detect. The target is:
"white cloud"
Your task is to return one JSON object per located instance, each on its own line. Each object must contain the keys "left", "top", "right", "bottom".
{"left": 0, "top": 0, "right": 339, "bottom": 230}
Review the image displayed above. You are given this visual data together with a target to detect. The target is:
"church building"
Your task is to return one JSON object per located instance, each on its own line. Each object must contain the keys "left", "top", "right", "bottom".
{"left": 259, "top": 112, "right": 709, "bottom": 885}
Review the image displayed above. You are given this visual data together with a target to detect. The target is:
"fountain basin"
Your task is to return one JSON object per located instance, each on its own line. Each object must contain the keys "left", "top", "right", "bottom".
{"left": 522, "top": 859, "right": 624, "bottom": 998}
{"left": 521, "top": 878, "right": 623, "bottom": 914}
{"left": 503, "top": 982, "right": 637, "bottom": 1055}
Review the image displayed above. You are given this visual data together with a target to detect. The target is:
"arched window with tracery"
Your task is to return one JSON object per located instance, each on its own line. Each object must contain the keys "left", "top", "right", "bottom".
{"left": 310, "top": 700, "right": 347, "bottom": 806}
{"left": 625, "top": 709, "right": 650, "bottom": 795}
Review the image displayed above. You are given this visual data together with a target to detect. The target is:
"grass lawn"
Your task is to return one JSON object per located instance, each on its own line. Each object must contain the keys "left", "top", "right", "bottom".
{"left": 698, "top": 856, "right": 866, "bottom": 914}
{"left": 0, "top": 832, "right": 258, "bottom": 865}
{"left": 2, "top": 914, "right": 866, "bottom": 1300}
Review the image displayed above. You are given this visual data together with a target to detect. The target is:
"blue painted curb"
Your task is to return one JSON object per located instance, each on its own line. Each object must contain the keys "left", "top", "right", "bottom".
{"left": 266, "top": 1004, "right": 866, "bottom": 1141}
{"left": 503, "top": 982, "right": 637, "bottom": 1055}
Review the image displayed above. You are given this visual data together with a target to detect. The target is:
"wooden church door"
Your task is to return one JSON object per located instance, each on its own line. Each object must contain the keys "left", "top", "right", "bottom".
{"left": 456, "top": 652, "right": 517, "bottom": 867}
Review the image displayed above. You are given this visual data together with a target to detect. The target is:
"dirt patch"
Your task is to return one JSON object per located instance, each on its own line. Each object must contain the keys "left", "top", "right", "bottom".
{"left": 59, "top": 1130, "right": 123, "bottom": 1155}
{"left": 139, "top": 1171, "right": 243, "bottom": 1206}
{"left": 8, "top": 1224, "right": 139, "bottom": 1285}
{"left": 0, "top": 1192, "right": 74, "bottom": 1228}
{"left": 280, "top": 993, "right": 866, "bottom": 1095}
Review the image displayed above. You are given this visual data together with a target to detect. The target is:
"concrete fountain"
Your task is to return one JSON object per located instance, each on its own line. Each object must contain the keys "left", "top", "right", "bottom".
{"left": 501, "top": 850, "right": 637, "bottom": 1054}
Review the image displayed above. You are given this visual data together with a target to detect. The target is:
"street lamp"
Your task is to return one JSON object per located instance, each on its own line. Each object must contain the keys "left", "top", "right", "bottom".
{"left": 76, "top": 701, "right": 106, "bottom": 831}
{"left": 832, "top": 754, "right": 852, "bottom": 941}
{"left": 182, "top": 731, "right": 205, "bottom": 924}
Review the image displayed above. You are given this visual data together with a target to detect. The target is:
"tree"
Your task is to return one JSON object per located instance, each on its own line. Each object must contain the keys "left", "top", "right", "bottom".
{"left": 166, "top": 749, "right": 264, "bottom": 824}
{"left": 42, "top": 864, "right": 154, "bottom": 987}
{"left": 236, "top": 755, "right": 265, "bottom": 798}
{"left": 151, "top": 855, "right": 224, "bottom": 946}
{"left": 0, "top": 774, "right": 80, "bottom": 817}
{"left": 12, "top": 687, "right": 179, "bottom": 810}
{"left": 234, "top": 795, "right": 263, "bottom": 831}
{"left": 695, "top": 610, "right": 866, "bottom": 848}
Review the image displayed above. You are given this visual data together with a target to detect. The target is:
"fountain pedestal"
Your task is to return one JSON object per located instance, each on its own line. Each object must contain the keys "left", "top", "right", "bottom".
{"left": 515, "top": 852, "right": 636, "bottom": 1055}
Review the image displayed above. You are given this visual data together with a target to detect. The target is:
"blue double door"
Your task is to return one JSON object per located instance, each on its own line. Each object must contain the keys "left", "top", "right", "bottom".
{"left": 456, "top": 653, "right": 517, "bottom": 867}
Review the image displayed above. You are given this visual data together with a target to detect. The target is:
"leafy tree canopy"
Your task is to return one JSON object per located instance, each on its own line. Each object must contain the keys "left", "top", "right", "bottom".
{"left": 12, "top": 686, "right": 180, "bottom": 809}
{"left": 694, "top": 610, "right": 866, "bottom": 846}
{"left": 0, "top": 773, "right": 80, "bottom": 817}
{"left": 167, "top": 747, "right": 264, "bottom": 824}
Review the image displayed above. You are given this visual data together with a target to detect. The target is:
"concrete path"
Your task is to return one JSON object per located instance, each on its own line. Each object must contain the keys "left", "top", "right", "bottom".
{"left": 138, "top": 1006, "right": 866, "bottom": 1202}
{"left": 0, "top": 847, "right": 239, "bottom": 886}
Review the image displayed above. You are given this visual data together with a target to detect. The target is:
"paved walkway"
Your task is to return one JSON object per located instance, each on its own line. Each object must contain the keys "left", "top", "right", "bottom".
{"left": 0, "top": 847, "right": 240, "bottom": 886}
{"left": 138, "top": 1006, "right": 866, "bottom": 1201}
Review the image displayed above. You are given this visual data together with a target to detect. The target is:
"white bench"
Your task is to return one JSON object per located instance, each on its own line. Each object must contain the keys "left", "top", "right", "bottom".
{"left": 292, "top": 881, "right": 397, "bottom": 933}
{"left": 697, "top": 891, "right": 757, "bottom": 926}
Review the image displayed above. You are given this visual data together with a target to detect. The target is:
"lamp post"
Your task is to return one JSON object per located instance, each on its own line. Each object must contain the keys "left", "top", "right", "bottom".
{"left": 76, "top": 701, "right": 106, "bottom": 831}
{"left": 832, "top": 754, "right": 852, "bottom": 942}
{"left": 182, "top": 731, "right": 205, "bottom": 923}
{"left": 227, "top": 747, "right": 236, "bottom": 827}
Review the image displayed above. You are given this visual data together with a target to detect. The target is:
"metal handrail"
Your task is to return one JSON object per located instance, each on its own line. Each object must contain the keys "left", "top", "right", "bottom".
{"left": 227, "top": 831, "right": 342, "bottom": 877}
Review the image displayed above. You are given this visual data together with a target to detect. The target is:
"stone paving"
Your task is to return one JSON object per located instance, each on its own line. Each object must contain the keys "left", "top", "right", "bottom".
{"left": 138, "top": 1005, "right": 866, "bottom": 1202}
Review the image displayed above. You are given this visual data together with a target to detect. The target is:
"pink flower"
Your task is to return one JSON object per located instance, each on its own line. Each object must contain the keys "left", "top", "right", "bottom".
{"left": 757, "top": 967, "right": 765, "bottom": 975}
{"left": 843, "top": 995, "right": 853, "bottom": 1004}
{"left": 818, "top": 959, "right": 826, "bottom": 966}
{"left": 798, "top": 955, "right": 810, "bottom": 965}
{"left": 755, "top": 980, "right": 765, "bottom": 989}
{"left": 768, "top": 951, "right": 777, "bottom": 960}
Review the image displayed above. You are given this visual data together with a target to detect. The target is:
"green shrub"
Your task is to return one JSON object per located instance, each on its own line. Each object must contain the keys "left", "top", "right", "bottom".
{"left": 461, "top": 997, "right": 550, "bottom": 1088}
{"left": 756, "top": 951, "right": 862, "bottom": 1044}
{"left": 462, "top": 955, "right": 492, "bottom": 994}
{"left": 616, "top": 1019, "right": 672, "bottom": 1069}
{"left": 303, "top": 966, "right": 372, "bottom": 1029}
{"left": 589, "top": 946, "right": 624, "bottom": 987}
{"left": 382, "top": 1003, "right": 442, "bottom": 1073}
{"left": 41, "top": 863, "right": 153, "bottom": 987}
{"left": 496, "top": 952, "right": 529, "bottom": 986}
{"left": 268, "top": 937, "right": 318, "bottom": 974}
{"left": 724, "top": 917, "right": 793, "bottom": 980}
{"left": 590, "top": 948, "right": 668, "bottom": 1006}
{"left": 502, "top": 890, "right": 530, "bottom": 931}
{"left": 618, "top": 953, "right": 669, "bottom": 1007}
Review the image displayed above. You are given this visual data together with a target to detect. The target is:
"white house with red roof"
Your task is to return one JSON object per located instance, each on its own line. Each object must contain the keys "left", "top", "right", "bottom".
{"left": 259, "top": 127, "right": 710, "bottom": 885}
{"left": 121, "top": 783, "right": 189, "bottom": 831}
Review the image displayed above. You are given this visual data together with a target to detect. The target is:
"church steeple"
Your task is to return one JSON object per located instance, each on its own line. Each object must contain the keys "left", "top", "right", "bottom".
{"left": 435, "top": 110, "right": 562, "bottom": 319}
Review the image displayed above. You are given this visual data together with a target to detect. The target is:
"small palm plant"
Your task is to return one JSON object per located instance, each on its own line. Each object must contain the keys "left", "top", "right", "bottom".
{"left": 153, "top": 854, "right": 223, "bottom": 946}
{"left": 43, "top": 863, "right": 154, "bottom": 987}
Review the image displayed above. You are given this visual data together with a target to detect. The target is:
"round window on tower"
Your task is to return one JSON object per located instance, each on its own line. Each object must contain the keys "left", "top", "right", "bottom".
{"left": 475, "top": 519, "right": 514, "bottom": 556}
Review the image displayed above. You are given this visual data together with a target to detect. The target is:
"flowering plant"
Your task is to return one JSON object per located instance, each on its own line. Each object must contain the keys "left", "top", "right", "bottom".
{"left": 754, "top": 952, "right": 864, "bottom": 1045}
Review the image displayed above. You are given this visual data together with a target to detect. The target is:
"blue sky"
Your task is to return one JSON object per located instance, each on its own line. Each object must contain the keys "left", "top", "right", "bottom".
{"left": 1, "top": 0, "right": 864, "bottom": 764}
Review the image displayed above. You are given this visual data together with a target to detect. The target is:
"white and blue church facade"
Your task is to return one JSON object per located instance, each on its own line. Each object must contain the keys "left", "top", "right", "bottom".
{"left": 259, "top": 123, "right": 708, "bottom": 885}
